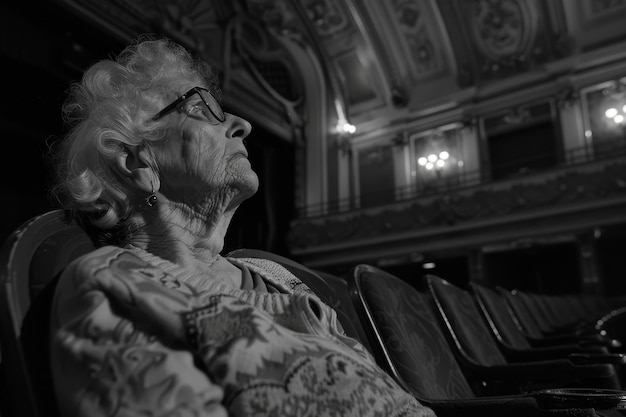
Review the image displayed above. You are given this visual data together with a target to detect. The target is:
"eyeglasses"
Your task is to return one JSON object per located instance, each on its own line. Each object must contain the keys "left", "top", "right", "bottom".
{"left": 151, "top": 87, "right": 225, "bottom": 124}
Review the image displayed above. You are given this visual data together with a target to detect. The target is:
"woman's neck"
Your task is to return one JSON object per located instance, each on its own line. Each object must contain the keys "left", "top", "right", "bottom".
{"left": 125, "top": 197, "right": 235, "bottom": 274}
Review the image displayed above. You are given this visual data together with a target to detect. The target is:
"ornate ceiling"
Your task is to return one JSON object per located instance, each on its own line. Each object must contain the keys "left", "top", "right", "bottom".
{"left": 46, "top": 0, "right": 626, "bottom": 143}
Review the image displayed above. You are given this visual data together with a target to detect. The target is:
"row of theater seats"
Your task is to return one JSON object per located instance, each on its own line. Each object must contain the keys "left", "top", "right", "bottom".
{"left": 472, "top": 283, "right": 626, "bottom": 362}
{"left": 2, "top": 210, "right": 626, "bottom": 417}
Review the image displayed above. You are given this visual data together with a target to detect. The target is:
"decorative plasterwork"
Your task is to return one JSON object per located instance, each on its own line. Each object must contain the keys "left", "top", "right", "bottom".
{"left": 227, "top": 15, "right": 304, "bottom": 124}
{"left": 440, "top": 0, "right": 572, "bottom": 86}
{"left": 55, "top": 0, "right": 312, "bottom": 141}
{"left": 387, "top": 0, "right": 447, "bottom": 80}
{"left": 245, "top": 0, "right": 305, "bottom": 40}
{"left": 469, "top": 0, "right": 544, "bottom": 77}
{"left": 559, "top": 0, "right": 626, "bottom": 52}
{"left": 470, "top": 0, "right": 537, "bottom": 64}
{"left": 287, "top": 159, "right": 626, "bottom": 251}
{"left": 302, "top": 0, "right": 352, "bottom": 42}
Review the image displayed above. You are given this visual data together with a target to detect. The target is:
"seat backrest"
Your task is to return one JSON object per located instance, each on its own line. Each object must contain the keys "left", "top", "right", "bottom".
{"left": 527, "top": 292, "right": 590, "bottom": 333}
{"left": 0, "top": 210, "right": 95, "bottom": 417}
{"left": 545, "top": 294, "right": 585, "bottom": 328}
{"left": 349, "top": 264, "right": 475, "bottom": 400}
{"left": 226, "top": 248, "right": 373, "bottom": 353}
{"left": 312, "top": 269, "right": 375, "bottom": 354}
{"left": 522, "top": 291, "right": 564, "bottom": 333}
{"left": 425, "top": 275, "right": 507, "bottom": 367}
{"left": 497, "top": 287, "right": 546, "bottom": 339}
{"left": 470, "top": 282, "right": 533, "bottom": 350}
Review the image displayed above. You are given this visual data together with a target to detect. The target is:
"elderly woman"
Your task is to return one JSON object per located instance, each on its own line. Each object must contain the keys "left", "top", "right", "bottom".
{"left": 47, "top": 36, "right": 434, "bottom": 417}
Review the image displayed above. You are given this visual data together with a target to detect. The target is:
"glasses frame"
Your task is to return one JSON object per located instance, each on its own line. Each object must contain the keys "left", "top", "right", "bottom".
{"left": 151, "top": 87, "right": 225, "bottom": 124}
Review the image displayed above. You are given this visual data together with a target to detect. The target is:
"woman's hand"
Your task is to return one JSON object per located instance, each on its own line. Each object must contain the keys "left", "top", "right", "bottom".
{"left": 81, "top": 255, "right": 198, "bottom": 346}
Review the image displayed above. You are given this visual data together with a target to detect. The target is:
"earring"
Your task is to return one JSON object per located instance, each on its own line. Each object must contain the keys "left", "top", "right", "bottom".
{"left": 145, "top": 182, "right": 157, "bottom": 207}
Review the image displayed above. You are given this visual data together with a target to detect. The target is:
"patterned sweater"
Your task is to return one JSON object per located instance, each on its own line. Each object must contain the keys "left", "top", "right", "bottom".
{"left": 50, "top": 245, "right": 435, "bottom": 417}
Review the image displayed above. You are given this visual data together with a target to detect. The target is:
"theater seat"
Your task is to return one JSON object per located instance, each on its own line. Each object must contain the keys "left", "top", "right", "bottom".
{"left": 470, "top": 282, "right": 621, "bottom": 361}
{"left": 498, "top": 286, "right": 621, "bottom": 350}
{"left": 312, "top": 269, "right": 375, "bottom": 355}
{"left": 0, "top": 210, "right": 95, "bottom": 417}
{"left": 425, "top": 274, "right": 622, "bottom": 394}
{"left": 348, "top": 264, "right": 617, "bottom": 417}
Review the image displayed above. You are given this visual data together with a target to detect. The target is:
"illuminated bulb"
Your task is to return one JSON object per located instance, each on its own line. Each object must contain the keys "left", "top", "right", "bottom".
{"left": 615, "top": 114, "right": 624, "bottom": 124}
{"left": 342, "top": 123, "right": 356, "bottom": 134}
{"left": 436, "top": 159, "right": 445, "bottom": 168}
{"left": 427, "top": 154, "right": 437, "bottom": 162}
{"left": 623, "top": 104, "right": 626, "bottom": 114}
{"left": 425, "top": 162, "right": 434, "bottom": 170}
{"left": 422, "top": 262, "right": 436, "bottom": 269}
{"left": 605, "top": 108, "right": 618, "bottom": 118}
{"left": 418, "top": 157, "right": 427, "bottom": 166}
{"left": 439, "top": 151, "right": 449, "bottom": 160}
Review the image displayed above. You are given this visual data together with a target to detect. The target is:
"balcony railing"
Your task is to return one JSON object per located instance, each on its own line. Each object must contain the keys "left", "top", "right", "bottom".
{"left": 297, "top": 138, "right": 626, "bottom": 219}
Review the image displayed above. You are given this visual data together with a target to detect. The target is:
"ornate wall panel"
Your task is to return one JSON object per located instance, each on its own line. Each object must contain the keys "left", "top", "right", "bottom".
{"left": 439, "top": 0, "right": 571, "bottom": 84}
{"left": 470, "top": 0, "right": 538, "bottom": 65}
{"left": 564, "top": 0, "right": 626, "bottom": 51}
{"left": 387, "top": 0, "right": 449, "bottom": 80}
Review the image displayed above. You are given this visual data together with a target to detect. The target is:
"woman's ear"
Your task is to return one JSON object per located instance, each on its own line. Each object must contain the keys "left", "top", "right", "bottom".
{"left": 113, "top": 145, "right": 160, "bottom": 194}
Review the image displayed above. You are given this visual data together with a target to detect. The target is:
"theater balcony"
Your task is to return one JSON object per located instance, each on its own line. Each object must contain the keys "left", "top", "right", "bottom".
{"left": 288, "top": 129, "right": 626, "bottom": 287}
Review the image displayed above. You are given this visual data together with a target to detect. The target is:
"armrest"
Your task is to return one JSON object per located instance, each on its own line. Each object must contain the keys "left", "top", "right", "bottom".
{"left": 425, "top": 395, "right": 601, "bottom": 417}
{"left": 468, "top": 359, "right": 615, "bottom": 382}
{"left": 527, "top": 332, "right": 621, "bottom": 350}
{"left": 456, "top": 358, "right": 620, "bottom": 397}
{"left": 578, "top": 336, "right": 622, "bottom": 350}
{"left": 595, "top": 307, "right": 626, "bottom": 349}
{"left": 533, "top": 388, "right": 626, "bottom": 410}
{"left": 501, "top": 343, "right": 609, "bottom": 363}
{"left": 568, "top": 353, "right": 626, "bottom": 365}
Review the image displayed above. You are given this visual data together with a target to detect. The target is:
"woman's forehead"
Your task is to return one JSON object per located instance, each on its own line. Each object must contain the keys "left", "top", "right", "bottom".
{"left": 164, "top": 81, "right": 208, "bottom": 97}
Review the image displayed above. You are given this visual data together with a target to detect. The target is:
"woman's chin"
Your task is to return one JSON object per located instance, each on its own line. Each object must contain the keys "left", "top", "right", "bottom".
{"left": 233, "top": 174, "right": 260, "bottom": 204}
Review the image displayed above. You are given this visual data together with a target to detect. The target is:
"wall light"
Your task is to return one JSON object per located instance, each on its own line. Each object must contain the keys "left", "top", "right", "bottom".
{"left": 604, "top": 104, "right": 626, "bottom": 124}
{"left": 341, "top": 122, "right": 356, "bottom": 134}
{"left": 336, "top": 118, "right": 356, "bottom": 135}
{"left": 418, "top": 151, "right": 449, "bottom": 170}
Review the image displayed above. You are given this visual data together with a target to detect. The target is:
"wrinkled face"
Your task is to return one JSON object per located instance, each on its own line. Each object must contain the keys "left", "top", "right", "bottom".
{"left": 151, "top": 84, "right": 259, "bottom": 212}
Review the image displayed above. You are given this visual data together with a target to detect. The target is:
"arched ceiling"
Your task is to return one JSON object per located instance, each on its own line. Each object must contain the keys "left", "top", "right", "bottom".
{"left": 39, "top": 0, "right": 626, "bottom": 144}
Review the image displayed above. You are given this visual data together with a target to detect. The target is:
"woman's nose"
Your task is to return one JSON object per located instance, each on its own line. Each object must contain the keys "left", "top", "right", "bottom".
{"left": 225, "top": 113, "right": 252, "bottom": 141}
